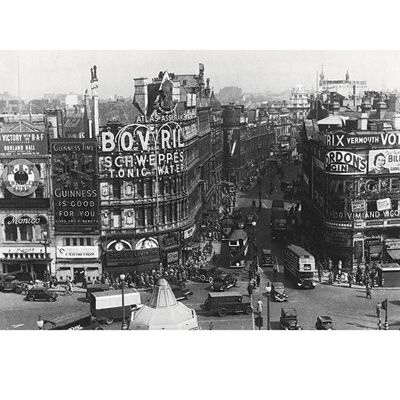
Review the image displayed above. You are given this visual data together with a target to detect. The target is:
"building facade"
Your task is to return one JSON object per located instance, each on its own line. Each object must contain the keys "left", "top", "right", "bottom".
{"left": 98, "top": 67, "right": 217, "bottom": 274}
{"left": 302, "top": 94, "right": 400, "bottom": 268}
{"left": 0, "top": 120, "right": 54, "bottom": 279}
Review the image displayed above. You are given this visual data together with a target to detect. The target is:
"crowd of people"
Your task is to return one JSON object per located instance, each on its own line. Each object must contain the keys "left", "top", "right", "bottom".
{"left": 88, "top": 241, "right": 216, "bottom": 290}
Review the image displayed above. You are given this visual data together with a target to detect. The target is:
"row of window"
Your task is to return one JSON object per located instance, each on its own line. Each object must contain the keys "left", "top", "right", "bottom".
{"left": 63, "top": 238, "right": 94, "bottom": 246}
{"left": 3, "top": 216, "right": 48, "bottom": 242}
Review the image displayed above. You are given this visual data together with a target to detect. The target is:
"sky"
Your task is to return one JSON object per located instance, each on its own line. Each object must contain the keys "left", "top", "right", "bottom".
{"left": 2, "top": 50, "right": 400, "bottom": 100}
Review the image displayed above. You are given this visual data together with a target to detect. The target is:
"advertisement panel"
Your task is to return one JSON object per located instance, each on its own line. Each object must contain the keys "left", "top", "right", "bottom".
{"left": 51, "top": 139, "right": 99, "bottom": 232}
{"left": 167, "top": 251, "right": 179, "bottom": 264}
{"left": 56, "top": 246, "right": 99, "bottom": 259}
{"left": 325, "top": 132, "right": 400, "bottom": 148}
{"left": 368, "top": 149, "right": 400, "bottom": 174}
{"left": 325, "top": 151, "right": 367, "bottom": 175}
{"left": 0, "top": 132, "right": 47, "bottom": 156}
{"left": 1, "top": 159, "right": 40, "bottom": 196}
{"left": 99, "top": 121, "right": 185, "bottom": 179}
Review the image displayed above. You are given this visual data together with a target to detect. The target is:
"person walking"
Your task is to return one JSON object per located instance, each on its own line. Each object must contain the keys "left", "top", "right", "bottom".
{"left": 347, "top": 271, "right": 353, "bottom": 288}
{"left": 317, "top": 262, "right": 323, "bottom": 283}
{"left": 273, "top": 263, "right": 278, "bottom": 281}
{"left": 366, "top": 281, "right": 372, "bottom": 299}
{"left": 256, "top": 299, "right": 263, "bottom": 315}
{"left": 247, "top": 282, "right": 253, "bottom": 297}
{"left": 256, "top": 272, "right": 261, "bottom": 288}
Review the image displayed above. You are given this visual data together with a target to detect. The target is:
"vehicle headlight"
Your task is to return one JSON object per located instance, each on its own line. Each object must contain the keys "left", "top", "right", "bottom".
{"left": 297, "top": 282, "right": 301, "bottom": 287}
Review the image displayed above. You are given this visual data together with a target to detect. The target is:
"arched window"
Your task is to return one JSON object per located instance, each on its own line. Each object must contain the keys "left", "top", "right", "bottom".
{"left": 4, "top": 216, "right": 17, "bottom": 241}
{"left": 19, "top": 216, "right": 33, "bottom": 242}
{"left": 34, "top": 216, "right": 48, "bottom": 241}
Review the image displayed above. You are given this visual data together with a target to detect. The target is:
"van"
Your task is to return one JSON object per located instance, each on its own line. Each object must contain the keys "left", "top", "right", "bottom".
{"left": 202, "top": 292, "right": 253, "bottom": 317}
{"left": 90, "top": 289, "right": 141, "bottom": 325}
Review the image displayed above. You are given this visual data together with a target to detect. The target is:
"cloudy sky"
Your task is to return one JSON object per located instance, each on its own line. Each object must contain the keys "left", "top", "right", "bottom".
{"left": 2, "top": 50, "right": 400, "bottom": 100}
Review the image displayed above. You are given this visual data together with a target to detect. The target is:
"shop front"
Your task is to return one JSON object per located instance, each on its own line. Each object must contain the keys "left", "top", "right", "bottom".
{"left": 55, "top": 245, "right": 101, "bottom": 283}
{"left": 0, "top": 246, "right": 55, "bottom": 280}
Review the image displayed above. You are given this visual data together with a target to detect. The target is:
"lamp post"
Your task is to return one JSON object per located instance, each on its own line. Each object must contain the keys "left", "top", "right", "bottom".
{"left": 265, "top": 282, "right": 271, "bottom": 330}
{"left": 257, "top": 144, "right": 262, "bottom": 210}
{"left": 40, "top": 231, "right": 51, "bottom": 280}
{"left": 251, "top": 221, "right": 257, "bottom": 275}
{"left": 120, "top": 273, "right": 127, "bottom": 330}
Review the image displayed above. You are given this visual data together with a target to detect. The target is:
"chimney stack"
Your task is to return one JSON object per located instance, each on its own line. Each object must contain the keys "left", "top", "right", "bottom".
{"left": 133, "top": 78, "right": 149, "bottom": 115}
{"left": 377, "top": 100, "right": 387, "bottom": 120}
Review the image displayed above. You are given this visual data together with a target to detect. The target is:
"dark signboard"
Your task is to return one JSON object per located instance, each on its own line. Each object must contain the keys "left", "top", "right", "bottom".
{"left": 106, "top": 248, "right": 159, "bottom": 267}
{"left": 51, "top": 139, "right": 99, "bottom": 232}
{"left": 0, "top": 132, "right": 47, "bottom": 156}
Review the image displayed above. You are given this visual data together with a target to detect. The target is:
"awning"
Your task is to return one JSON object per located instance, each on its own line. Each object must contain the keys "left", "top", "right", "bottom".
{"left": 387, "top": 249, "right": 400, "bottom": 262}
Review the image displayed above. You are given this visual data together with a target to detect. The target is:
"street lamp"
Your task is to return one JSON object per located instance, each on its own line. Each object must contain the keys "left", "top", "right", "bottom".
{"left": 40, "top": 231, "right": 51, "bottom": 280}
{"left": 251, "top": 221, "right": 257, "bottom": 279}
{"left": 120, "top": 273, "right": 127, "bottom": 330}
{"left": 265, "top": 282, "right": 271, "bottom": 330}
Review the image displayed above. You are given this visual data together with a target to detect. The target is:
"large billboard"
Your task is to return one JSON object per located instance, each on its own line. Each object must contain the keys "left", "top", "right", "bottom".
{"left": 324, "top": 151, "right": 367, "bottom": 175}
{"left": 0, "top": 132, "right": 47, "bottom": 156}
{"left": 368, "top": 149, "right": 400, "bottom": 174}
{"left": 325, "top": 132, "right": 400, "bottom": 149}
{"left": 99, "top": 121, "right": 185, "bottom": 179}
{"left": 51, "top": 139, "right": 99, "bottom": 232}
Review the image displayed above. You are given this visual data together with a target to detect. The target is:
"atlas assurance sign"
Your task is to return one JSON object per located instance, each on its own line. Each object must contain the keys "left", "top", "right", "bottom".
{"left": 100, "top": 121, "right": 185, "bottom": 179}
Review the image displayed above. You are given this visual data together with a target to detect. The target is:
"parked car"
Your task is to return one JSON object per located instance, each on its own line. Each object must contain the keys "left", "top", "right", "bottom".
{"left": 190, "top": 266, "right": 220, "bottom": 283}
{"left": 212, "top": 273, "right": 237, "bottom": 292}
{"left": 280, "top": 308, "right": 302, "bottom": 330}
{"left": 201, "top": 292, "right": 253, "bottom": 317}
{"left": 315, "top": 316, "right": 334, "bottom": 330}
{"left": 271, "top": 282, "right": 288, "bottom": 302}
{"left": 1, "top": 275, "right": 24, "bottom": 293}
{"left": 25, "top": 287, "right": 58, "bottom": 302}
{"left": 170, "top": 285, "right": 193, "bottom": 301}
{"left": 246, "top": 213, "right": 257, "bottom": 225}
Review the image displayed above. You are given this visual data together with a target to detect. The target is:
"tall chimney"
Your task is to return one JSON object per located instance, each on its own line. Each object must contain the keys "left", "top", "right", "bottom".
{"left": 377, "top": 100, "right": 387, "bottom": 120}
{"left": 133, "top": 78, "right": 148, "bottom": 115}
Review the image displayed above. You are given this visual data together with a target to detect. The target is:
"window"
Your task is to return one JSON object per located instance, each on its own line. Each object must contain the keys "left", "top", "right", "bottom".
{"left": 73, "top": 238, "right": 78, "bottom": 246}
{"left": 136, "top": 208, "right": 145, "bottom": 227}
{"left": 86, "top": 238, "right": 92, "bottom": 246}
{"left": 80, "top": 238, "right": 85, "bottom": 246}
{"left": 146, "top": 180, "right": 153, "bottom": 197}
{"left": 146, "top": 208, "right": 154, "bottom": 226}
{"left": 4, "top": 216, "right": 17, "bottom": 241}
{"left": 20, "top": 222, "right": 33, "bottom": 242}
{"left": 158, "top": 179, "right": 164, "bottom": 196}
{"left": 65, "top": 238, "right": 71, "bottom": 246}
{"left": 137, "top": 181, "right": 144, "bottom": 198}
{"left": 112, "top": 182, "right": 121, "bottom": 199}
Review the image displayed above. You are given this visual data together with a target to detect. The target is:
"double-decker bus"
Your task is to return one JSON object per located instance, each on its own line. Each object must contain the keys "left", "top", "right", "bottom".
{"left": 228, "top": 229, "right": 249, "bottom": 268}
{"left": 283, "top": 244, "right": 316, "bottom": 289}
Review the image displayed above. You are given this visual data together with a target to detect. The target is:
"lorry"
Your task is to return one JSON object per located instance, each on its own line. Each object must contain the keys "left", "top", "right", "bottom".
{"left": 90, "top": 288, "right": 142, "bottom": 325}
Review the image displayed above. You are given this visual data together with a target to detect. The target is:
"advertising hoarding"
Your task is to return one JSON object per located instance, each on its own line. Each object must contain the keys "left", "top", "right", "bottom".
{"left": 325, "top": 151, "right": 367, "bottom": 175}
{"left": 51, "top": 139, "right": 99, "bottom": 232}
{"left": 368, "top": 149, "right": 400, "bottom": 174}
{"left": 0, "top": 132, "right": 47, "bottom": 156}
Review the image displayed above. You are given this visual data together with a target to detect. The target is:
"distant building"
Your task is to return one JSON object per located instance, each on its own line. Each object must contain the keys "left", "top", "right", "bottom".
{"left": 288, "top": 85, "right": 310, "bottom": 121}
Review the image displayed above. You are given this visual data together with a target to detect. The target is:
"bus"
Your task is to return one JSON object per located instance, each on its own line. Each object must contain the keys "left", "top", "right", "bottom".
{"left": 283, "top": 244, "right": 316, "bottom": 289}
{"left": 228, "top": 229, "right": 249, "bottom": 268}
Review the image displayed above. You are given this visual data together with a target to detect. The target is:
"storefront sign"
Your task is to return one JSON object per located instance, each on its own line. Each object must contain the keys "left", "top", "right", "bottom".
{"left": 183, "top": 225, "right": 196, "bottom": 240}
{"left": 167, "top": 251, "right": 179, "bottom": 264}
{"left": 368, "top": 149, "right": 400, "bottom": 174}
{"left": 51, "top": 139, "right": 99, "bottom": 232}
{"left": 377, "top": 198, "right": 392, "bottom": 212}
{"left": 106, "top": 248, "right": 159, "bottom": 266}
{"left": 56, "top": 246, "right": 99, "bottom": 259}
{"left": 351, "top": 200, "right": 366, "bottom": 213}
{"left": 1, "top": 246, "right": 45, "bottom": 254}
{"left": 100, "top": 122, "right": 185, "bottom": 179}
{"left": 0, "top": 132, "right": 47, "bottom": 156}
{"left": 331, "top": 209, "right": 400, "bottom": 221}
{"left": 6, "top": 216, "right": 41, "bottom": 225}
{"left": 325, "top": 151, "right": 367, "bottom": 174}
{"left": 2, "top": 159, "right": 40, "bottom": 196}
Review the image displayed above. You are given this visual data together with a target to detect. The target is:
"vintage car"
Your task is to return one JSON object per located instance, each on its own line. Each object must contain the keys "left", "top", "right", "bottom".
{"left": 315, "top": 316, "right": 334, "bottom": 330}
{"left": 280, "top": 308, "right": 302, "bottom": 330}
{"left": 211, "top": 273, "right": 237, "bottom": 292}
{"left": 262, "top": 249, "right": 274, "bottom": 268}
{"left": 271, "top": 282, "right": 288, "bottom": 302}
{"left": 170, "top": 284, "right": 193, "bottom": 301}
{"left": 25, "top": 287, "right": 58, "bottom": 302}
{"left": 201, "top": 292, "right": 253, "bottom": 317}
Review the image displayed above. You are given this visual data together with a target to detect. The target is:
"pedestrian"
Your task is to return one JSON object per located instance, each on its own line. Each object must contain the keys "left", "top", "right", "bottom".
{"left": 23, "top": 283, "right": 29, "bottom": 295}
{"left": 318, "top": 263, "right": 323, "bottom": 283}
{"left": 256, "top": 299, "right": 263, "bottom": 315}
{"left": 347, "top": 272, "right": 353, "bottom": 288}
{"left": 256, "top": 272, "right": 261, "bottom": 288}
{"left": 328, "top": 271, "right": 333, "bottom": 285}
{"left": 247, "top": 282, "right": 253, "bottom": 297}
{"left": 376, "top": 302, "right": 382, "bottom": 320}
{"left": 273, "top": 264, "right": 278, "bottom": 280}
{"left": 366, "top": 281, "right": 372, "bottom": 299}
{"left": 37, "top": 315, "right": 44, "bottom": 330}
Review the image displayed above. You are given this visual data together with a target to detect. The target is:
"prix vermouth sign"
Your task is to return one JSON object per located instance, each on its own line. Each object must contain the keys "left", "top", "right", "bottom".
{"left": 100, "top": 122, "right": 185, "bottom": 178}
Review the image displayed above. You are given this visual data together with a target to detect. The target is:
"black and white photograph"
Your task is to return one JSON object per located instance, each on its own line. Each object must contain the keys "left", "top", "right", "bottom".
{"left": 2, "top": 1, "right": 400, "bottom": 399}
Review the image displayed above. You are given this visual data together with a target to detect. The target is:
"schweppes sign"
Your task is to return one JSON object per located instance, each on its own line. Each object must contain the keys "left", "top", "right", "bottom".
{"left": 324, "top": 151, "right": 367, "bottom": 175}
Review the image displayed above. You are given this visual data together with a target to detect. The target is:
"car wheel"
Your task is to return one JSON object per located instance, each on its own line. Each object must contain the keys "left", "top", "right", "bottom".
{"left": 105, "top": 317, "right": 114, "bottom": 325}
{"left": 218, "top": 308, "right": 227, "bottom": 317}
{"left": 15, "top": 287, "right": 22, "bottom": 294}
{"left": 48, "top": 297, "right": 56, "bottom": 302}
{"left": 245, "top": 306, "right": 253, "bottom": 315}
{"left": 28, "top": 296, "right": 35, "bottom": 302}
{"left": 200, "top": 275, "right": 206, "bottom": 282}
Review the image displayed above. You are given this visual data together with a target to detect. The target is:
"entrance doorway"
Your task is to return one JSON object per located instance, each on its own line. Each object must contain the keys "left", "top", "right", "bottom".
{"left": 33, "top": 264, "right": 47, "bottom": 280}
{"left": 73, "top": 267, "right": 85, "bottom": 283}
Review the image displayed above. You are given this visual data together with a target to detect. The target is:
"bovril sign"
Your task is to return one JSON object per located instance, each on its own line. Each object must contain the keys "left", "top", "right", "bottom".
{"left": 56, "top": 246, "right": 99, "bottom": 259}
{"left": 324, "top": 151, "right": 367, "bottom": 174}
